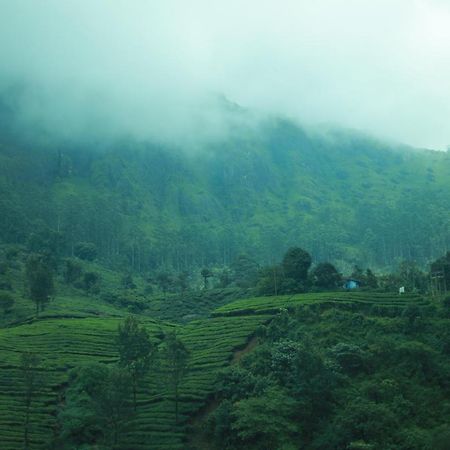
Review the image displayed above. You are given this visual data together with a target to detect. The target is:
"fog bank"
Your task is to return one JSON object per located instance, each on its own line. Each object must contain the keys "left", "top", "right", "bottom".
{"left": 1, "top": 1, "right": 449, "bottom": 149}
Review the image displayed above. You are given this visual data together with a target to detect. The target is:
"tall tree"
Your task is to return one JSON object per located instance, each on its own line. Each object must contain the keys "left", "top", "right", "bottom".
{"left": 100, "top": 366, "right": 133, "bottom": 447}
{"left": 431, "top": 251, "right": 450, "bottom": 293}
{"left": 310, "top": 262, "right": 342, "bottom": 290}
{"left": 156, "top": 272, "right": 173, "bottom": 298}
{"left": 25, "top": 255, "right": 54, "bottom": 315}
{"left": 175, "top": 271, "right": 189, "bottom": 296}
{"left": 282, "top": 247, "right": 312, "bottom": 283}
{"left": 162, "top": 332, "right": 190, "bottom": 424}
{"left": 365, "top": 268, "right": 379, "bottom": 289}
{"left": 231, "top": 254, "right": 260, "bottom": 288}
{"left": 117, "top": 316, "right": 155, "bottom": 410}
{"left": 200, "top": 268, "right": 213, "bottom": 289}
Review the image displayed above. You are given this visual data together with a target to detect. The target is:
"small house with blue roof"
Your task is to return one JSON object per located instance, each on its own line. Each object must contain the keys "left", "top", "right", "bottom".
{"left": 344, "top": 278, "right": 360, "bottom": 290}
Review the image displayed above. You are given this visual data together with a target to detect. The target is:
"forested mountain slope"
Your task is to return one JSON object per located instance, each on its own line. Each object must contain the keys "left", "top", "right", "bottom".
{"left": 1, "top": 112, "right": 449, "bottom": 273}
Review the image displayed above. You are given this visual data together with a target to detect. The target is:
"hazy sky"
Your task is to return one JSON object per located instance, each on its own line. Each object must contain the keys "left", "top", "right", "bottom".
{"left": 1, "top": 0, "right": 449, "bottom": 149}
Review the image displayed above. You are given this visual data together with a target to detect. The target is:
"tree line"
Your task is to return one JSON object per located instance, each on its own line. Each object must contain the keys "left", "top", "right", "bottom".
{"left": 1, "top": 246, "right": 449, "bottom": 318}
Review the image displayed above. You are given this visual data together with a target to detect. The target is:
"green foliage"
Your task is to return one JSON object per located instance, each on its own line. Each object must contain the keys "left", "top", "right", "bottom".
{"left": 215, "top": 365, "right": 270, "bottom": 402}
{"left": 0, "top": 286, "right": 447, "bottom": 449}
{"left": 26, "top": 229, "right": 65, "bottom": 261}
{"left": 63, "top": 258, "right": 83, "bottom": 284}
{"left": 83, "top": 271, "right": 100, "bottom": 293}
{"left": 25, "top": 254, "right": 54, "bottom": 314}
{"left": 0, "top": 291, "right": 14, "bottom": 313}
{"left": 1, "top": 121, "right": 450, "bottom": 275}
{"left": 310, "top": 262, "right": 342, "bottom": 290}
{"left": 364, "top": 269, "right": 378, "bottom": 289}
{"left": 431, "top": 251, "right": 450, "bottom": 290}
{"left": 232, "top": 387, "right": 299, "bottom": 449}
{"left": 161, "top": 332, "right": 190, "bottom": 424}
{"left": 175, "top": 271, "right": 189, "bottom": 293}
{"left": 74, "top": 242, "right": 98, "bottom": 261}
{"left": 156, "top": 271, "right": 174, "bottom": 296}
{"left": 117, "top": 316, "right": 156, "bottom": 410}
{"left": 57, "top": 363, "right": 133, "bottom": 448}
{"left": 20, "top": 352, "right": 42, "bottom": 450}
{"left": 443, "top": 295, "right": 450, "bottom": 309}
{"left": 209, "top": 294, "right": 450, "bottom": 450}
{"left": 329, "top": 342, "right": 366, "bottom": 374}
{"left": 282, "top": 247, "right": 312, "bottom": 284}
{"left": 430, "top": 425, "right": 450, "bottom": 450}
{"left": 231, "top": 255, "right": 260, "bottom": 288}
{"left": 396, "top": 261, "right": 427, "bottom": 293}
{"left": 200, "top": 268, "right": 213, "bottom": 289}
{"left": 256, "top": 265, "right": 284, "bottom": 296}
{"left": 121, "top": 272, "right": 136, "bottom": 289}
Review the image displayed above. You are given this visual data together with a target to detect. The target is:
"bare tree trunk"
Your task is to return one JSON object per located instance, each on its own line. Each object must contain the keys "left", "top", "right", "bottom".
{"left": 24, "top": 402, "right": 30, "bottom": 450}
{"left": 175, "top": 382, "right": 179, "bottom": 424}
{"left": 133, "top": 375, "right": 137, "bottom": 411}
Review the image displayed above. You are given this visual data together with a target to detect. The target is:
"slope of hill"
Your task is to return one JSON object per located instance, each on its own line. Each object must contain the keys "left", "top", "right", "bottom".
{"left": 0, "top": 289, "right": 447, "bottom": 449}
{"left": 200, "top": 293, "right": 450, "bottom": 450}
{"left": 0, "top": 113, "right": 449, "bottom": 273}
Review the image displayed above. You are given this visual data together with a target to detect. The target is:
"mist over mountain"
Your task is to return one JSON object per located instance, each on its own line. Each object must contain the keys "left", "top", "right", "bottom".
{"left": 1, "top": 1, "right": 450, "bottom": 149}
{"left": 1, "top": 96, "right": 448, "bottom": 273}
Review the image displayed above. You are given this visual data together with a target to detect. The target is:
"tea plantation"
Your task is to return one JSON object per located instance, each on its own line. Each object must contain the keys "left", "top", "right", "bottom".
{"left": 0, "top": 290, "right": 442, "bottom": 449}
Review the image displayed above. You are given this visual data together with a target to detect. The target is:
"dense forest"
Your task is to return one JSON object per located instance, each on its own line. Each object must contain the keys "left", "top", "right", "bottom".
{"left": 1, "top": 92, "right": 449, "bottom": 275}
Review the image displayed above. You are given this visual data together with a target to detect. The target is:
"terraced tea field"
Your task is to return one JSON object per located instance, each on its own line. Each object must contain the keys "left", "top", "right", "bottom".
{"left": 0, "top": 316, "right": 174, "bottom": 449}
{"left": 213, "top": 291, "right": 429, "bottom": 316}
{"left": 0, "top": 290, "right": 433, "bottom": 449}
{"left": 0, "top": 312, "right": 271, "bottom": 449}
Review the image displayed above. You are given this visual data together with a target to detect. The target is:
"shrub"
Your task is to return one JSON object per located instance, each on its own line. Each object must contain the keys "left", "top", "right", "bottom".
{"left": 74, "top": 242, "right": 97, "bottom": 261}
{"left": 121, "top": 273, "right": 136, "bottom": 290}
{"left": 0, "top": 292, "right": 14, "bottom": 313}
{"left": 83, "top": 272, "right": 100, "bottom": 293}
{"left": 330, "top": 343, "right": 366, "bottom": 375}
{"left": 443, "top": 296, "right": 450, "bottom": 309}
{"left": 63, "top": 259, "right": 83, "bottom": 284}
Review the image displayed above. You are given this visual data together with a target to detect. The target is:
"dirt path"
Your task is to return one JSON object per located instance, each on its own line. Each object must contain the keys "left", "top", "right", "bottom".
{"left": 231, "top": 335, "right": 259, "bottom": 364}
{"left": 186, "top": 335, "right": 260, "bottom": 449}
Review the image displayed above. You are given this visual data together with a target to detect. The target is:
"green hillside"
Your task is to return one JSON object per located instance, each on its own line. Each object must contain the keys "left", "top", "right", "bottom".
{"left": 1, "top": 114, "right": 449, "bottom": 273}
{"left": 0, "top": 288, "right": 447, "bottom": 449}
{"left": 201, "top": 293, "right": 450, "bottom": 450}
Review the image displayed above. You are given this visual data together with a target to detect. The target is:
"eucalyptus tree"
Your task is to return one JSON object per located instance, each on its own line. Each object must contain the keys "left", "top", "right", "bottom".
{"left": 25, "top": 255, "right": 54, "bottom": 315}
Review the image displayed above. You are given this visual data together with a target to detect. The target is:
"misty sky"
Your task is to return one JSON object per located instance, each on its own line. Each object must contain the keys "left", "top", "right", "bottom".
{"left": 1, "top": 0, "right": 449, "bottom": 149}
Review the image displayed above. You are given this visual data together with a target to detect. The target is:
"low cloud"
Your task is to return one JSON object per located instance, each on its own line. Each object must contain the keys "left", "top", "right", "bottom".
{"left": 1, "top": 0, "right": 449, "bottom": 149}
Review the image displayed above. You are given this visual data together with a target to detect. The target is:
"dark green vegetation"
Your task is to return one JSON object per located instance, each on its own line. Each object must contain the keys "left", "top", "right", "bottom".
{"left": 1, "top": 109, "right": 449, "bottom": 272}
{"left": 1, "top": 287, "right": 448, "bottom": 449}
{"left": 205, "top": 297, "right": 450, "bottom": 450}
{"left": 0, "top": 237, "right": 448, "bottom": 450}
